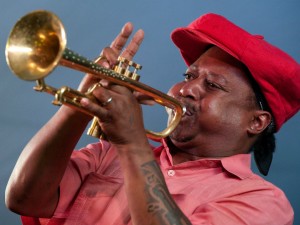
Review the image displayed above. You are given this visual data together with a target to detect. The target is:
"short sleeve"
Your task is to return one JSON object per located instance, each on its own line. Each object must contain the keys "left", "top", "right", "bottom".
{"left": 53, "top": 141, "right": 112, "bottom": 217}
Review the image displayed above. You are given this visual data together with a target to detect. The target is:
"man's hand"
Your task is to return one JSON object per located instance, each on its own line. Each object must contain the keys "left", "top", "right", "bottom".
{"left": 78, "top": 22, "right": 144, "bottom": 93}
{"left": 80, "top": 23, "right": 149, "bottom": 147}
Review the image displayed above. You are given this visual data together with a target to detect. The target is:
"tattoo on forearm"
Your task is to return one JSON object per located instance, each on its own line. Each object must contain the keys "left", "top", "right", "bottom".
{"left": 141, "top": 161, "right": 191, "bottom": 225}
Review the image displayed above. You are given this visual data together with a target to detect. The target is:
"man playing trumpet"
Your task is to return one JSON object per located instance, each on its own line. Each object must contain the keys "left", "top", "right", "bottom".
{"left": 6, "top": 13, "right": 299, "bottom": 225}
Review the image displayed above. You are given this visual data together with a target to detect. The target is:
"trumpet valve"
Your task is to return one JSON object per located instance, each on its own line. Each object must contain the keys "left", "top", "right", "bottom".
{"left": 114, "top": 57, "right": 141, "bottom": 81}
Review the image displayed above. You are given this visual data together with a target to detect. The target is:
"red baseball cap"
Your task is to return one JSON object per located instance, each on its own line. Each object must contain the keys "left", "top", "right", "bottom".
{"left": 171, "top": 13, "right": 300, "bottom": 132}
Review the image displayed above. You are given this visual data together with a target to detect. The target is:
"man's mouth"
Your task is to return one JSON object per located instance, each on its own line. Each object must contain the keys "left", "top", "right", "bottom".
{"left": 184, "top": 107, "right": 193, "bottom": 116}
{"left": 169, "top": 101, "right": 195, "bottom": 119}
{"left": 181, "top": 99, "right": 197, "bottom": 116}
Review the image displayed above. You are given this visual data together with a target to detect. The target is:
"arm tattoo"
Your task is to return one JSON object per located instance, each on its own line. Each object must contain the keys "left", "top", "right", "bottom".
{"left": 141, "top": 161, "right": 191, "bottom": 225}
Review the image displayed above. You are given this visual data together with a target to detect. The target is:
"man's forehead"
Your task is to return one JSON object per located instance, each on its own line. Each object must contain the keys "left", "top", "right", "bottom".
{"left": 198, "top": 46, "right": 244, "bottom": 67}
{"left": 188, "top": 47, "right": 248, "bottom": 81}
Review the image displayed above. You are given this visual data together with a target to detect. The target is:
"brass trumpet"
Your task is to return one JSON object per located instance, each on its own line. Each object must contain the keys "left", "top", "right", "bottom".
{"left": 5, "top": 10, "right": 185, "bottom": 141}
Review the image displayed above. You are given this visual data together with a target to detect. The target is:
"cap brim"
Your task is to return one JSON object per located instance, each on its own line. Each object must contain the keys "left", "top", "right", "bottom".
{"left": 171, "top": 27, "right": 239, "bottom": 67}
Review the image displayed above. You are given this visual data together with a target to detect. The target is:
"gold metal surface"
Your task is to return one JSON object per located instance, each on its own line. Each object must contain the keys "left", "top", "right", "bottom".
{"left": 6, "top": 10, "right": 185, "bottom": 141}
{"left": 6, "top": 10, "right": 66, "bottom": 81}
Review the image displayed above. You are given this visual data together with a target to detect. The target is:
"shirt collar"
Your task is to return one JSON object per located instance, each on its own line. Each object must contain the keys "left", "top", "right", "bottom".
{"left": 220, "top": 153, "right": 253, "bottom": 179}
{"left": 156, "top": 138, "right": 253, "bottom": 180}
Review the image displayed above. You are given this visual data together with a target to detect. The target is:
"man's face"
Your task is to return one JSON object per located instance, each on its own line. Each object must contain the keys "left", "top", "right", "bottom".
{"left": 167, "top": 46, "right": 258, "bottom": 155}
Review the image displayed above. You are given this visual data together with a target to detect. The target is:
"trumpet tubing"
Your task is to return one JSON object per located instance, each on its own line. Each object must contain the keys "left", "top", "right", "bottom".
{"left": 5, "top": 10, "right": 185, "bottom": 141}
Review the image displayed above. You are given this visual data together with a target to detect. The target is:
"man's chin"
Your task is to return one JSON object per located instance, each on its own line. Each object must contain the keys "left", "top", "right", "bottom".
{"left": 169, "top": 129, "right": 194, "bottom": 143}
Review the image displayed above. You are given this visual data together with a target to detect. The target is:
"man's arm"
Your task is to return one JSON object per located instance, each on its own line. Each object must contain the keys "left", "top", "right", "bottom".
{"left": 5, "top": 105, "right": 91, "bottom": 217}
{"left": 82, "top": 86, "right": 191, "bottom": 225}
{"left": 120, "top": 150, "right": 192, "bottom": 225}
{"left": 5, "top": 22, "right": 141, "bottom": 218}
{"left": 82, "top": 50, "right": 192, "bottom": 225}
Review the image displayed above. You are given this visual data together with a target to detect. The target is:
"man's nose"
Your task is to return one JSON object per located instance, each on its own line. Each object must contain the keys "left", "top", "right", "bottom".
{"left": 179, "top": 80, "right": 200, "bottom": 100}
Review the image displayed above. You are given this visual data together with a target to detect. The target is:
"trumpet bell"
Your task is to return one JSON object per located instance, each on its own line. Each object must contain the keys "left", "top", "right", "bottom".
{"left": 6, "top": 10, "right": 66, "bottom": 81}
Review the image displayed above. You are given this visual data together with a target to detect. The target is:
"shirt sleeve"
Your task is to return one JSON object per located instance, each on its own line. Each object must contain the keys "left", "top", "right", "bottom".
{"left": 189, "top": 183, "right": 294, "bottom": 225}
{"left": 53, "top": 140, "right": 112, "bottom": 217}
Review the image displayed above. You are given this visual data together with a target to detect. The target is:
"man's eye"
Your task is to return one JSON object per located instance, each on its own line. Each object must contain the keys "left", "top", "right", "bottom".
{"left": 206, "top": 80, "right": 222, "bottom": 90}
{"left": 183, "top": 73, "right": 193, "bottom": 81}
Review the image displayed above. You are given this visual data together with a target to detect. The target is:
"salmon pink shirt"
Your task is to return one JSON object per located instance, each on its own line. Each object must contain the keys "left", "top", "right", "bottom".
{"left": 21, "top": 139, "right": 294, "bottom": 225}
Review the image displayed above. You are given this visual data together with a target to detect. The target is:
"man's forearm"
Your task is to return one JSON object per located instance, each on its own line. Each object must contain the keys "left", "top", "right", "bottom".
{"left": 119, "top": 149, "right": 191, "bottom": 225}
{"left": 141, "top": 160, "right": 191, "bottom": 225}
{"left": 5, "top": 106, "right": 91, "bottom": 217}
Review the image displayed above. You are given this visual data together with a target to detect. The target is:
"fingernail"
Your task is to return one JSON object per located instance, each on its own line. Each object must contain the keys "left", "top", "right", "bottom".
{"left": 103, "top": 61, "right": 110, "bottom": 68}
{"left": 80, "top": 98, "right": 89, "bottom": 106}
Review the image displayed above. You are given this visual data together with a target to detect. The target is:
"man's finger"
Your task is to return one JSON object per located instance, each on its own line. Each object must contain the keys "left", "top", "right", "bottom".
{"left": 120, "top": 29, "right": 144, "bottom": 60}
{"left": 110, "top": 22, "right": 134, "bottom": 56}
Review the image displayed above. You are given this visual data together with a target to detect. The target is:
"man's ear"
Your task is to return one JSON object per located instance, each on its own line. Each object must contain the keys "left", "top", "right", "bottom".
{"left": 248, "top": 110, "right": 272, "bottom": 135}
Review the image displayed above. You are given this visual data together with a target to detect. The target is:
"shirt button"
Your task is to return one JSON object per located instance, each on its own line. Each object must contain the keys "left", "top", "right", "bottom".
{"left": 167, "top": 170, "right": 175, "bottom": 176}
